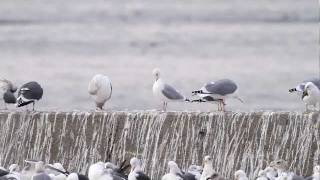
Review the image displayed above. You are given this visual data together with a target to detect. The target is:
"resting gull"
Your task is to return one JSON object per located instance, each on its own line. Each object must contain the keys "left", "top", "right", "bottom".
{"left": 152, "top": 68, "right": 189, "bottom": 111}
{"left": 301, "top": 82, "right": 320, "bottom": 111}
{"left": 128, "top": 157, "right": 150, "bottom": 180}
{"left": 0, "top": 78, "right": 17, "bottom": 109}
{"left": 88, "top": 74, "right": 112, "bottom": 110}
{"left": 192, "top": 79, "right": 243, "bottom": 111}
{"left": 17, "top": 81, "right": 43, "bottom": 110}
{"left": 234, "top": 170, "right": 248, "bottom": 180}
{"left": 161, "top": 161, "right": 183, "bottom": 180}
{"left": 200, "top": 156, "right": 215, "bottom": 180}
{"left": 269, "top": 159, "right": 304, "bottom": 180}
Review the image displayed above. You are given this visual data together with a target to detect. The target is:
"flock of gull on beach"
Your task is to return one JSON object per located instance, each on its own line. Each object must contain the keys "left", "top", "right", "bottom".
{"left": 0, "top": 68, "right": 320, "bottom": 111}
{"left": 0, "top": 156, "right": 319, "bottom": 180}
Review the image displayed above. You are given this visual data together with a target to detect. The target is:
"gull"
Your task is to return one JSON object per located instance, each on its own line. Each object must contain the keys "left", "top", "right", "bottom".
{"left": 200, "top": 156, "right": 215, "bottom": 180}
{"left": 0, "top": 78, "right": 17, "bottom": 109}
{"left": 302, "top": 82, "right": 320, "bottom": 111}
{"left": 161, "top": 161, "right": 183, "bottom": 180}
{"left": 128, "top": 157, "right": 150, "bottom": 180}
{"left": 88, "top": 162, "right": 113, "bottom": 180}
{"left": 88, "top": 74, "right": 112, "bottom": 110}
{"left": 289, "top": 78, "right": 320, "bottom": 93}
{"left": 105, "top": 160, "right": 130, "bottom": 179}
{"left": 17, "top": 82, "right": 43, "bottom": 111}
{"left": 234, "top": 170, "right": 248, "bottom": 180}
{"left": 152, "top": 68, "right": 189, "bottom": 111}
{"left": 269, "top": 159, "right": 304, "bottom": 180}
{"left": 192, "top": 79, "right": 243, "bottom": 111}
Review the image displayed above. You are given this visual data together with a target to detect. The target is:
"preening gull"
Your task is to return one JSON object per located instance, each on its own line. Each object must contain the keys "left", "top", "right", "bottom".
{"left": 301, "top": 82, "right": 320, "bottom": 111}
{"left": 289, "top": 78, "right": 320, "bottom": 93}
{"left": 17, "top": 82, "right": 43, "bottom": 110}
{"left": 234, "top": 170, "right": 248, "bottom": 180}
{"left": 161, "top": 161, "right": 183, "bottom": 180}
{"left": 152, "top": 68, "right": 189, "bottom": 111}
{"left": 88, "top": 74, "right": 112, "bottom": 110}
{"left": 192, "top": 79, "right": 243, "bottom": 111}
{"left": 0, "top": 78, "right": 17, "bottom": 109}
{"left": 105, "top": 160, "right": 130, "bottom": 179}
{"left": 128, "top": 157, "right": 150, "bottom": 180}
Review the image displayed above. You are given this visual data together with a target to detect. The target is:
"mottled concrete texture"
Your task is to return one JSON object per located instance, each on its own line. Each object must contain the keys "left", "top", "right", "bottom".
{"left": 0, "top": 111, "right": 319, "bottom": 179}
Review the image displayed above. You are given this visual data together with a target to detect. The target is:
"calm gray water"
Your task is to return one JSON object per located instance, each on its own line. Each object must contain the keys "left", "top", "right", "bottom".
{"left": 0, "top": 0, "right": 318, "bottom": 111}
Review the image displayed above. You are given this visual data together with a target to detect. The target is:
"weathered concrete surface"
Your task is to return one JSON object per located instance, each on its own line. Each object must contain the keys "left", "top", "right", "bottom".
{"left": 0, "top": 111, "right": 319, "bottom": 179}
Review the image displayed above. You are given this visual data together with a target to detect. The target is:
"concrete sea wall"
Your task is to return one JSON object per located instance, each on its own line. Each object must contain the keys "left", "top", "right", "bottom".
{"left": 0, "top": 111, "right": 319, "bottom": 179}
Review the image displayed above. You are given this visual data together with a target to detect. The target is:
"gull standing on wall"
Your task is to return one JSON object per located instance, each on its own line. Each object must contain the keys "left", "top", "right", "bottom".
{"left": 128, "top": 157, "right": 150, "bottom": 180}
{"left": 301, "top": 82, "right": 320, "bottom": 111}
{"left": 0, "top": 78, "right": 17, "bottom": 109}
{"left": 16, "top": 81, "right": 43, "bottom": 111}
{"left": 152, "top": 68, "right": 189, "bottom": 111}
{"left": 192, "top": 79, "right": 243, "bottom": 111}
{"left": 88, "top": 74, "right": 112, "bottom": 110}
{"left": 289, "top": 78, "right": 320, "bottom": 93}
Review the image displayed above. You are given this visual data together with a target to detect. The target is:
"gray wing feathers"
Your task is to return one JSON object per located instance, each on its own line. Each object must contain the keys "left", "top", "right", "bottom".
{"left": 205, "top": 79, "right": 237, "bottom": 95}
{"left": 162, "top": 84, "right": 184, "bottom": 100}
{"left": 32, "top": 173, "right": 51, "bottom": 180}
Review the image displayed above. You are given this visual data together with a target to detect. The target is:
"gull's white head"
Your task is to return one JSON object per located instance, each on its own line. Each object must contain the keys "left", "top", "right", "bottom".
{"left": 88, "top": 162, "right": 105, "bottom": 180}
{"left": 304, "top": 82, "right": 319, "bottom": 95}
{"left": 314, "top": 165, "right": 320, "bottom": 173}
{"left": 130, "top": 157, "right": 141, "bottom": 171}
{"left": 234, "top": 170, "right": 247, "bottom": 180}
{"left": 203, "top": 156, "right": 213, "bottom": 166}
{"left": 152, "top": 68, "right": 161, "bottom": 80}
{"left": 167, "top": 161, "right": 180, "bottom": 174}
{"left": 269, "top": 159, "right": 289, "bottom": 172}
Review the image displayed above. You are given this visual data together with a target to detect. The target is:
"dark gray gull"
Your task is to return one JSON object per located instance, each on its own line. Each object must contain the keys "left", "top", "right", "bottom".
{"left": 88, "top": 74, "right": 112, "bottom": 110}
{"left": 192, "top": 79, "right": 243, "bottom": 111}
{"left": 0, "top": 78, "right": 17, "bottom": 109}
{"left": 17, "top": 81, "right": 43, "bottom": 110}
{"left": 289, "top": 78, "right": 320, "bottom": 93}
{"left": 128, "top": 157, "right": 150, "bottom": 180}
{"left": 152, "top": 68, "right": 189, "bottom": 111}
